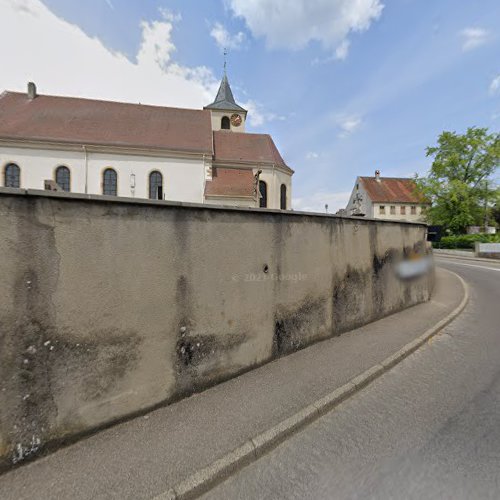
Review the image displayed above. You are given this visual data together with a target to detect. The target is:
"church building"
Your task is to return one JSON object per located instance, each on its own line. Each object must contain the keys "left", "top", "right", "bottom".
{"left": 0, "top": 76, "right": 293, "bottom": 209}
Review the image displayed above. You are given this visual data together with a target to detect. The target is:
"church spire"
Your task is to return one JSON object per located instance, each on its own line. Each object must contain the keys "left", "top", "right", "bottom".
{"left": 204, "top": 50, "right": 246, "bottom": 112}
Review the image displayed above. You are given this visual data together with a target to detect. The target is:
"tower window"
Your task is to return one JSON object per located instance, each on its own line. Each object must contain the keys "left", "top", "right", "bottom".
{"left": 149, "top": 171, "right": 163, "bottom": 200}
{"left": 259, "top": 180, "right": 267, "bottom": 208}
{"left": 221, "top": 116, "right": 230, "bottom": 130}
{"left": 103, "top": 168, "right": 117, "bottom": 196}
{"left": 55, "top": 166, "right": 71, "bottom": 192}
{"left": 280, "top": 184, "right": 287, "bottom": 210}
{"left": 4, "top": 163, "right": 20, "bottom": 188}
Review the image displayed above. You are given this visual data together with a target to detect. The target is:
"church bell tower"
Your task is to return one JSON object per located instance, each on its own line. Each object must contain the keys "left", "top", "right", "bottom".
{"left": 204, "top": 53, "right": 247, "bottom": 133}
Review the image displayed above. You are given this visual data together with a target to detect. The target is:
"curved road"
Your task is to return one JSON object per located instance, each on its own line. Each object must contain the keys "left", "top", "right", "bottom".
{"left": 204, "top": 258, "right": 500, "bottom": 500}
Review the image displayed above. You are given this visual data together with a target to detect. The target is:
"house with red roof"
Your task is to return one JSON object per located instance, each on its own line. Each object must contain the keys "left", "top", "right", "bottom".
{"left": 0, "top": 75, "right": 293, "bottom": 209}
{"left": 345, "top": 170, "right": 429, "bottom": 222}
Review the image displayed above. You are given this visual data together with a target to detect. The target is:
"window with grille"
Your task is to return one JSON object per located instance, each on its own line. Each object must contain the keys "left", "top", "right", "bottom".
{"left": 55, "top": 166, "right": 71, "bottom": 191}
{"left": 4, "top": 163, "right": 20, "bottom": 188}
{"left": 149, "top": 171, "right": 163, "bottom": 200}
{"left": 103, "top": 168, "right": 117, "bottom": 196}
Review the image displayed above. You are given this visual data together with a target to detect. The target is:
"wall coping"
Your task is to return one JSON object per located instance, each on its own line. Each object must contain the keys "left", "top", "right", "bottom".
{"left": 0, "top": 187, "right": 428, "bottom": 227}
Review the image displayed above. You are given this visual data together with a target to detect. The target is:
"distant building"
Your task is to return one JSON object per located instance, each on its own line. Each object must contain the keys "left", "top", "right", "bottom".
{"left": 0, "top": 75, "right": 293, "bottom": 209}
{"left": 345, "top": 170, "right": 428, "bottom": 222}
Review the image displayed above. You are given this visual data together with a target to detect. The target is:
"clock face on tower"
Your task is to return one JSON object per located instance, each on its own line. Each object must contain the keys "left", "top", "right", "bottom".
{"left": 230, "top": 113, "right": 242, "bottom": 127}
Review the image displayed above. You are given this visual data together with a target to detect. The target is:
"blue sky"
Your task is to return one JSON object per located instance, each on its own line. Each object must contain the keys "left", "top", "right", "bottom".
{"left": 1, "top": 0, "right": 499, "bottom": 211}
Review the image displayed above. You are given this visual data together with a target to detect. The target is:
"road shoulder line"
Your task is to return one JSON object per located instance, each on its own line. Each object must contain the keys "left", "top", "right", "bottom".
{"left": 154, "top": 269, "right": 469, "bottom": 500}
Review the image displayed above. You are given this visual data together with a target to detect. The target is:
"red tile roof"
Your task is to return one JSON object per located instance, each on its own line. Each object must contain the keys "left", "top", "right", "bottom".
{"left": 360, "top": 177, "right": 426, "bottom": 204}
{"left": 0, "top": 91, "right": 213, "bottom": 153}
{"left": 213, "top": 131, "right": 291, "bottom": 170}
{"left": 204, "top": 167, "right": 255, "bottom": 198}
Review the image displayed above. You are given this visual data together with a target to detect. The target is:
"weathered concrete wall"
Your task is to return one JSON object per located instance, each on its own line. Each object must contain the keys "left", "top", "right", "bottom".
{"left": 0, "top": 189, "right": 433, "bottom": 468}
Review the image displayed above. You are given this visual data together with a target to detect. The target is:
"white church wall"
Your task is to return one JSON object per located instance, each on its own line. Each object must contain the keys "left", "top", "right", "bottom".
{"left": 0, "top": 145, "right": 206, "bottom": 203}
{"left": 0, "top": 146, "right": 86, "bottom": 192}
{"left": 86, "top": 152, "right": 205, "bottom": 202}
{"left": 258, "top": 167, "right": 292, "bottom": 210}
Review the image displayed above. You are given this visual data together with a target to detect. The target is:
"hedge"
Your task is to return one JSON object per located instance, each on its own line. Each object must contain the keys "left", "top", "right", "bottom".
{"left": 433, "top": 233, "right": 500, "bottom": 249}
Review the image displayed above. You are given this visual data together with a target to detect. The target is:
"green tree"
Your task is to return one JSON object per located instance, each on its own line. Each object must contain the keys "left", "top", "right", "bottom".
{"left": 417, "top": 127, "right": 499, "bottom": 234}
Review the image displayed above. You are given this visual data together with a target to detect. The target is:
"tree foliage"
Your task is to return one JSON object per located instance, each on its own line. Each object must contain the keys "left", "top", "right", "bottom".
{"left": 417, "top": 127, "right": 499, "bottom": 234}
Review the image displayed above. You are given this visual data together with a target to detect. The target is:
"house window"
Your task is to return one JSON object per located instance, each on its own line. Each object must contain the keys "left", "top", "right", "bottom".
{"left": 103, "top": 168, "right": 117, "bottom": 196}
{"left": 4, "top": 163, "right": 20, "bottom": 188}
{"left": 411, "top": 205, "right": 416, "bottom": 215}
{"left": 280, "top": 184, "right": 287, "bottom": 210}
{"left": 379, "top": 205, "right": 386, "bottom": 215}
{"left": 259, "top": 180, "right": 267, "bottom": 208}
{"left": 400, "top": 206, "right": 406, "bottom": 215}
{"left": 221, "top": 116, "right": 230, "bottom": 130}
{"left": 55, "top": 166, "right": 70, "bottom": 192}
{"left": 390, "top": 205, "right": 396, "bottom": 215}
{"left": 149, "top": 171, "right": 163, "bottom": 200}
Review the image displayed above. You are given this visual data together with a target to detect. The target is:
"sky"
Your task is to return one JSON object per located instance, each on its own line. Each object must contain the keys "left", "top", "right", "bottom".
{"left": 1, "top": 0, "right": 499, "bottom": 212}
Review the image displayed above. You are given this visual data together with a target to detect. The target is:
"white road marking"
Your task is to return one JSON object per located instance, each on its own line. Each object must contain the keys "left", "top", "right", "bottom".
{"left": 435, "top": 260, "right": 500, "bottom": 272}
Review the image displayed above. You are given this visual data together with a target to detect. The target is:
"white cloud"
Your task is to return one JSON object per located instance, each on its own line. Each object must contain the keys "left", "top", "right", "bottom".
{"left": 336, "top": 114, "right": 363, "bottom": 137}
{"left": 210, "top": 22, "right": 246, "bottom": 50}
{"left": 0, "top": 0, "right": 218, "bottom": 109}
{"left": 460, "top": 27, "right": 490, "bottom": 51}
{"left": 241, "top": 99, "right": 286, "bottom": 127}
{"left": 306, "top": 151, "right": 319, "bottom": 159}
{"left": 227, "top": 0, "right": 383, "bottom": 59}
{"left": 104, "top": 0, "right": 114, "bottom": 10}
{"left": 292, "top": 191, "right": 351, "bottom": 213}
{"left": 490, "top": 74, "right": 500, "bottom": 95}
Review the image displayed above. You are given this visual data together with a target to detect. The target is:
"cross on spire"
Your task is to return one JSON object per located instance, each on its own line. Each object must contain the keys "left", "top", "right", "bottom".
{"left": 223, "top": 48, "right": 228, "bottom": 74}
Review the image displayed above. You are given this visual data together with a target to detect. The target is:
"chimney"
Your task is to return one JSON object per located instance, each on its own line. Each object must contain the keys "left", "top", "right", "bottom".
{"left": 375, "top": 169, "right": 381, "bottom": 182}
{"left": 27, "top": 82, "right": 37, "bottom": 100}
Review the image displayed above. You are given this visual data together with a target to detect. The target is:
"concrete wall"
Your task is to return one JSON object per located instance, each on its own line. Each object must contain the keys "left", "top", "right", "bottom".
{"left": 0, "top": 189, "right": 433, "bottom": 468}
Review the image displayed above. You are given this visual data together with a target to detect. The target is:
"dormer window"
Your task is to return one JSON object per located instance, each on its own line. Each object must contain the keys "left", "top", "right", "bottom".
{"left": 221, "top": 116, "right": 230, "bottom": 130}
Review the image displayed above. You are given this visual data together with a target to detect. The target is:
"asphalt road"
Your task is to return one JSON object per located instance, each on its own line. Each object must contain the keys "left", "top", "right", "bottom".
{"left": 203, "top": 257, "right": 500, "bottom": 500}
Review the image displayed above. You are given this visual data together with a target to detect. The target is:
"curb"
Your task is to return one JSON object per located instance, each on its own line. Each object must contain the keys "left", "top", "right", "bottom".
{"left": 434, "top": 253, "right": 500, "bottom": 264}
{"left": 154, "top": 270, "right": 469, "bottom": 500}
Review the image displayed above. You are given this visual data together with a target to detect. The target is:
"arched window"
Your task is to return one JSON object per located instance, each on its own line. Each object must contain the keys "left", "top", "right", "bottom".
{"left": 259, "top": 180, "right": 267, "bottom": 208}
{"left": 280, "top": 184, "right": 287, "bottom": 210}
{"left": 149, "top": 171, "right": 163, "bottom": 200}
{"left": 55, "top": 166, "right": 71, "bottom": 192}
{"left": 102, "top": 168, "right": 117, "bottom": 196}
{"left": 4, "top": 163, "right": 20, "bottom": 188}
{"left": 221, "top": 116, "right": 230, "bottom": 130}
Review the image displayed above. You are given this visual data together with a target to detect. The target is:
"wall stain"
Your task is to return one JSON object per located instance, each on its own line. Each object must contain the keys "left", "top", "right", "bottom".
{"left": 273, "top": 296, "right": 328, "bottom": 357}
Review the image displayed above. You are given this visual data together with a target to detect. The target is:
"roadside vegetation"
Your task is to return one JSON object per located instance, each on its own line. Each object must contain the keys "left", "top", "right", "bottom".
{"left": 416, "top": 127, "right": 499, "bottom": 248}
{"left": 434, "top": 233, "right": 500, "bottom": 250}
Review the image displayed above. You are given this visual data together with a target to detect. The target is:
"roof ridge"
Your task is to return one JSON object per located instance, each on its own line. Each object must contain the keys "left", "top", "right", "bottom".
{"left": 2, "top": 90, "right": 209, "bottom": 114}
{"left": 360, "top": 176, "right": 416, "bottom": 181}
